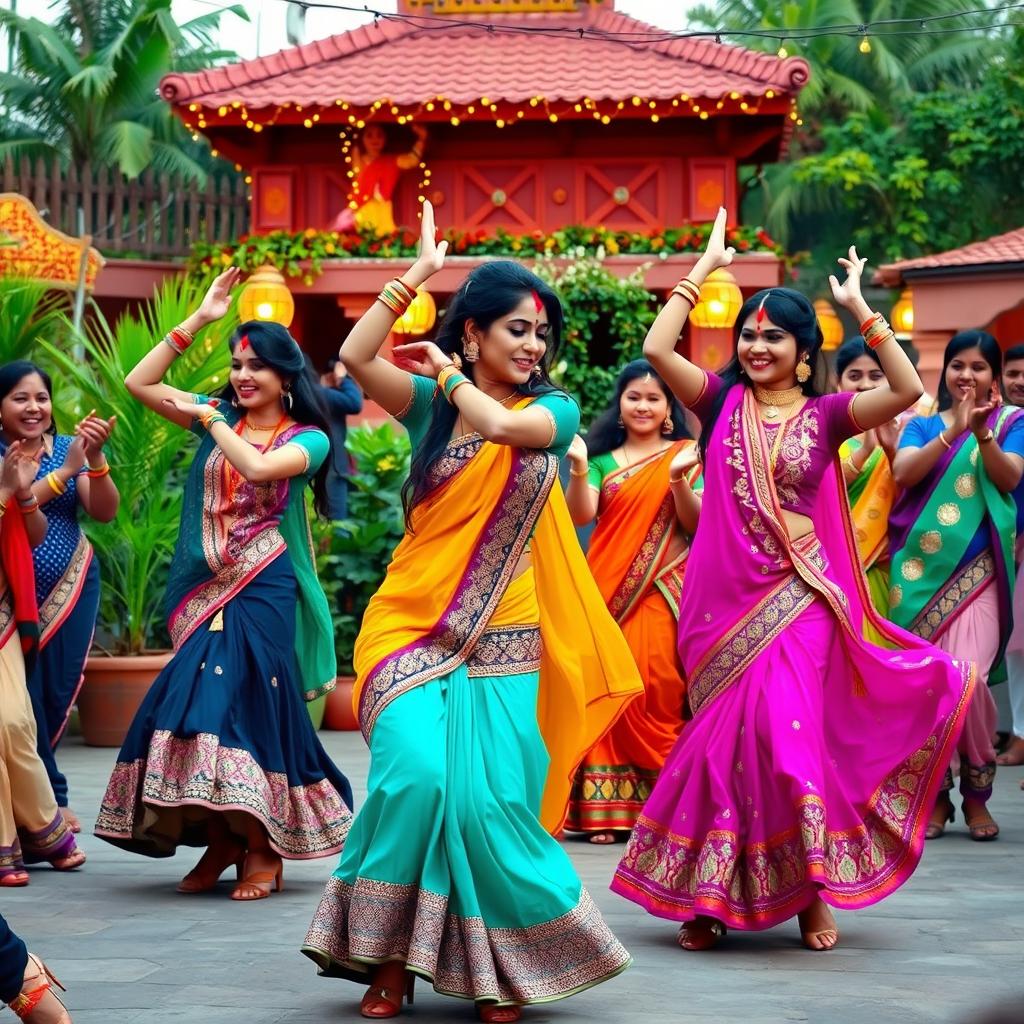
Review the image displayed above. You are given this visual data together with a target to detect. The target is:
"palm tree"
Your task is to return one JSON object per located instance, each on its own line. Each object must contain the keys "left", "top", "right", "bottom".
{"left": 0, "top": 0, "right": 247, "bottom": 181}
{"left": 689, "top": 0, "right": 999, "bottom": 122}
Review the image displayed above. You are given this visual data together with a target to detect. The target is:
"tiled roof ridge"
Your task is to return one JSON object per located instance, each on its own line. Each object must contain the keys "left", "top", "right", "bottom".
{"left": 880, "top": 225, "right": 1024, "bottom": 274}
{"left": 160, "top": 7, "right": 809, "bottom": 106}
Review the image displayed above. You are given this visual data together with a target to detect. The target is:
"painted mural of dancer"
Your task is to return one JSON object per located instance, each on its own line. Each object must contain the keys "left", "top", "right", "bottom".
{"left": 302, "top": 202, "right": 640, "bottom": 1022}
{"left": 94, "top": 270, "right": 352, "bottom": 899}
{"left": 0, "top": 362, "right": 118, "bottom": 836}
{"left": 564, "top": 360, "right": 700, "bottom": 843}
{"left": 0, "top": 440, "right": 86, "bottom": 886}
{"left": 890, "top": 331, "right": 1024, "bottom": 841}
{"left": 833, "top": 339, "right": 899, "bottom": 622}
{"left": 611, "top": 209, "right": 975, "bottom": 953}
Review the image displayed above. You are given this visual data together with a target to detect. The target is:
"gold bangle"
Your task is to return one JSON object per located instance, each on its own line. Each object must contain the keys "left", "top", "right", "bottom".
{"left": 446, "top": 378, "right": 470, "bottom": 403}
{"left": 46, "top": 471, "right": 66, "bottom": 496}
{"left": 979, "top": 430, "right": 996, "bottom": 445}
{"left": 569, "top": 466, "right": 590, "bottom": 478}
{"left": 938, "top": 430, "right": 952, "bottom": 450}
{"left": 669, "top": 473, "right": 686, "bottom": 485}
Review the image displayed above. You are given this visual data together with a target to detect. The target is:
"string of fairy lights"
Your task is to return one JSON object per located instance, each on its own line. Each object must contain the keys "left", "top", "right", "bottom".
{"left": 181, "top": 0, "right": 1022, "bottom": 199}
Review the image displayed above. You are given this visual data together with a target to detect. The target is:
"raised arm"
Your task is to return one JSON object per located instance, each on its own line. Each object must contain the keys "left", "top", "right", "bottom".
{"left": 0, "top": 441, "right": 47, "bottom": 547}
{"left": 668, "top": 444, "right": 702, "bottom": 536}
{"left": 124, "top": 267, "right": 240, "bottom": 430}
{"left": 338, "top": 200, "right": 447, "bottom": 416}
{"left": 829, "top": 249, "right": 923, "bottom": 432}
{"left": 565, "top": 434, "right": 600, "bottom": 526}
{"left": 643, "top": 207, "right": 736, "bottom": 406}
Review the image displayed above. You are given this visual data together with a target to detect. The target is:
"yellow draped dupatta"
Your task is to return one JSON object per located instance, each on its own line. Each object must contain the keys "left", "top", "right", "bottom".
{"left": 353, "top": 426, "right": 644, "bottom": 832}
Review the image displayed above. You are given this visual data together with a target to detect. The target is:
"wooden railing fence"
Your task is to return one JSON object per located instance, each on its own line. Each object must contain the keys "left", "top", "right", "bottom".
{"left": 1, "top": 157, "right": 250, "bottom": 258}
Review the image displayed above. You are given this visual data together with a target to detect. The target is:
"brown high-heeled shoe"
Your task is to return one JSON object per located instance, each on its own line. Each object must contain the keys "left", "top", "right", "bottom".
{"left": 360, "top": 973, "right": 414, "bottom": 1019}
{"left": 7, "top": 953, "right": 72, "bottom": 1023}
{"left": 177, "top": 841, "right": 246, "bottom": 894}
{"left": 230, "top": 853, "right": 283, "bottom": 901}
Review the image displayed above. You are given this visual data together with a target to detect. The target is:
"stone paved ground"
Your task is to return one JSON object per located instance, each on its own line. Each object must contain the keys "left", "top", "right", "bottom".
{"left": 5, "top": 732, "right": 1023, "bottom": 1024}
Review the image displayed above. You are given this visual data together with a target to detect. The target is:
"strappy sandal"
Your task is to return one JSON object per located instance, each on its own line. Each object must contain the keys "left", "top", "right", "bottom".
{"left": 230, "top": 854, "right": 283, "bottom": 901}
{"left": 925, "top": 794, "right": 955, "bottom": 840}
{"left": 677, "top": 918, "right": 726, "bottom": 951}
{"left": 7, "top": 953, "right": 71, "bottom": 1023}
{"left": 963, "top": 802, "right": 1000, "bottom": 842}
{"left": 360, "top": 975, "right": 414, "bottom": 1019}
{"left": 478, "top": 1004, "right": 522, "bottom": 1023}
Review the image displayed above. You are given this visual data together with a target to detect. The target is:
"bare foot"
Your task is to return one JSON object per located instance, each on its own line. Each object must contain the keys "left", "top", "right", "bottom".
{"left": 997, "top": 736, "right": 1024, "bottom": 766}
{"left": 49, "top": 848, "right": 85, "bottom": 872}
{"left": 798, "top": 897, "right": 839, "bottom": 950}
{"left": 177, "top": 840, "right": 245, "bottom": 894}
{"left": 588, "top": 832, "right": 617, "bottom": 845}
{"left": 59, "top": 808, "right": 81, "bottom": 834}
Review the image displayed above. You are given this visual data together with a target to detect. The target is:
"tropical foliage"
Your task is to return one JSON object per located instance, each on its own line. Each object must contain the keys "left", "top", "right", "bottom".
{"left": 38, "top": 277, "right": 235, "bottom": 654}
{"left": 534, "top": 250, "right": 659, "bottom": 424}
{"left": 0, "top": 0, "right": 246, "bottom": 180}
{"left": 188, "top": 223, "right": 784, "bottom": 282}
{"left": 0, "top": 278, "right": 69, "bottom": 364}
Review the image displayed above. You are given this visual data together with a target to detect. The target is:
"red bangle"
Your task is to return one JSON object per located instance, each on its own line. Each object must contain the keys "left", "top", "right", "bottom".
{"left": 860, "top": 313, "right": 881, "bottom": 333}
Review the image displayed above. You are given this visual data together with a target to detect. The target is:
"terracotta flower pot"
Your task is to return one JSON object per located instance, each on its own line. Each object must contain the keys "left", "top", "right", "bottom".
{"left": 322, "top": 675, "right": 359, "bottom": 731}
{"left": 78, "top": 653, "right": 172, "bottom": 747}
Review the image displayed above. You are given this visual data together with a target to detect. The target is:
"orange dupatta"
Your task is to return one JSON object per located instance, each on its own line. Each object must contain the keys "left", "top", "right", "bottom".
{"left": 352, "top": 426, "right": 643, "bottom": 833}
{"left": 844, "top": 442, "right": 896, "bottom": 571}
{"left": 587, "top": 441, "right": 695, "bottom": 622}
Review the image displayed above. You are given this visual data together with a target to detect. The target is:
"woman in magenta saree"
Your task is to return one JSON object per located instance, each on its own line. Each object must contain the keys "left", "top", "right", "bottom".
{"left": 611, "top": 213, "right": 975, "bottom": 952}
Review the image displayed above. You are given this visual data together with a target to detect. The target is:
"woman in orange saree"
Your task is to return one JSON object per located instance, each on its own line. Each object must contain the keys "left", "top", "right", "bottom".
{"left": 564, "top": 360, "right": 701, "bottom": 842}
{"left": 302, "top": 203, "right": 640, "bottom": 1022}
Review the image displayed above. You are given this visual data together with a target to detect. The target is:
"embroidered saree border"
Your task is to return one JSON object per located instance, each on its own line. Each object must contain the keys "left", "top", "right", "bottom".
{"left": 466, "top": 625, "right": 541, "bottom": 678}
{"left": 302, "top": 878, "right": 630, "bottom": 1005}
{"left": 95, "top": 730, "right": 351, "bottom": 859}
{"left": 909, "top": 550, "right": 994, "bottom": 643}
{"left": 358, "top": 445, "right": 557, "bottom": 738}
{"left": 565, "top": 764, "right": 660, "bottom": 831}
{"left": 0, "top": 591, "right": 12, "bottom": 648}
{"left": 607, "top": 498, "right": 674, "bottom": 623}
{"left": 38, "top": 534, "right": 92, "bottom": 647}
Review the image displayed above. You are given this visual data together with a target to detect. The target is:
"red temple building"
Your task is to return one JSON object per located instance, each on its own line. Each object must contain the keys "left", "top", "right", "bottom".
{"left": 156, "top": 0, "right": 809, "bottom": 372}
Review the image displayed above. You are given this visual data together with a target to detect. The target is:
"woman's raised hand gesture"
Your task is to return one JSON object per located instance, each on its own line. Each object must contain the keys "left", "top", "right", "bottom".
{"left": 0, "top": 440, "right": 42, "bottom": 497}
{"left": 699, "top": 207, "right": 735, "bottom": 273}
{"left": 391, "top": 340, "right": 453, "bottom": 380}
{"left": 197, "top": 267, "right": 241, "bottom": 326}
{"left": 412, "top": 200, "right": 448, "bottom": 279}
{"left": 828, "top": 246, "right": 869, "bottom": 312}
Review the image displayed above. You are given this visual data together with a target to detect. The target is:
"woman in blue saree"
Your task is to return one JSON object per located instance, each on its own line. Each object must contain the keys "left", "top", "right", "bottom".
{"left": 0, "top": 361, "right": 119, "bottom": 835}
{"left": 95, "top": 270, "right": 352, "bottom": 899}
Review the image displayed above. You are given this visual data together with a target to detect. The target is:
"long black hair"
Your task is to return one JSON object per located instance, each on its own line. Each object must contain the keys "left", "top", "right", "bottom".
{"left": 698, "top": 287, "right": 825, "bottom": 461}
{"left": 0, "top": 360, "right": 57, "bottom": 437}
{"left": 401, "top": 260, "right": 564, "bottom": 524}
{"left": 834, "top": 337, "right": 881, "bottom": 382}
{"left": 936, "top": 330, "right": 1002, "bottom": 412}
{"left": 585, "top": 359, "right": 689, "bottom": 457}
{"left": 218, "top": 321, "right": 333, "bottom": 519}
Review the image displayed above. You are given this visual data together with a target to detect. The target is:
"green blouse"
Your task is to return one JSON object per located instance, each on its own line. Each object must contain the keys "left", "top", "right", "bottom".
{"left": 398, "top": 373, "right": 580, "bottom": 458}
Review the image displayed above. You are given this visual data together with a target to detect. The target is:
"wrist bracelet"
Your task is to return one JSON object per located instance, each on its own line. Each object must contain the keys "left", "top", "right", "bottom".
{"left": 0, "top": 499, "right": 7, "bottom": 516}
{"left": 437, "top": 364, "right": 460, "bottom": 393}
{"left": 199, "top": 411, "right": 227, "bottom": 431}
{"left": 18, "top": 494, "right": 39, "bottom": 509}
{"left": 46, "top": 471, "right": 66, "bottom": 496}
{"left": 87, "top": 463, "right": 111, "bottom": 479}
{"left": 569, "top": 466, "right": 590, "bottom": 478}
{"left": 446, "top": 378, "right": 470, "bottom": 404}
{"left": 979, "top": 430, "right": 996, "bottom": 445}
{"left": 669, "top": 473, "right": 686, "bottom": 485}
{"left": 938, "top": 430, "right": 952, "bottom": 450}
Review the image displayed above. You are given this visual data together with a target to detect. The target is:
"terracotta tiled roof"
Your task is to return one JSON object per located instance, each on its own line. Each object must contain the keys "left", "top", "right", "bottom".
{"left": 160, "top": 10, "right": 809, "bottom": 110}
{"left": 878, "top": 226, "right": 1024, "bottom": 285}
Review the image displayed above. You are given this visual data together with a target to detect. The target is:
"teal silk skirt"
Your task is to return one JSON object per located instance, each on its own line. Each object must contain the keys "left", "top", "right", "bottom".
{"left": 302, "top": 662, "right": 631, "bottom": 1006}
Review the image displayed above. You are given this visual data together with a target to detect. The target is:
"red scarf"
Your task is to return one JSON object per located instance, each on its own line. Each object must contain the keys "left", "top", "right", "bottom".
{"left": 1, "top": 503, "right": 40, "bottom": 670}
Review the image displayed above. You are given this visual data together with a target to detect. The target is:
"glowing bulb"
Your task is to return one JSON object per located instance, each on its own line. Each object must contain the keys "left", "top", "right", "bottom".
{"left": 859, "top": 36, "right": 872, "bottom": 53}
{"left": 777, "top": 44, "right": 788, "bottom": 58}
{"left": 256, "top": 301, "right": 274, "bottom": 319}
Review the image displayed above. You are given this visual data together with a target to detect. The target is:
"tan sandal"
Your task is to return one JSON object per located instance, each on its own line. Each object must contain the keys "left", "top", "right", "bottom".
{"left": 7, "top": 953, "right": 71, "bottom": 1023}
{"left": 925, "top": 794, "right": 955, "bottom": 840}
{"left": 230, "top": 857, "right": 283, "bottom": 901}
{"left": 963, "top": 803, "right": 999, "bottom": 842}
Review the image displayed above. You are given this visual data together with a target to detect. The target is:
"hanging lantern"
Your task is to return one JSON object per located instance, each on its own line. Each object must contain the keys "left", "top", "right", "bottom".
{"left": 814, "top": 299, "right": 844, "bottom": 351}
{"left": 689, "top": 268, "right": 743, "bottom": 330}
{"left": 391, "top": 287, "right": 437, "bottom": 337}
{"left": 238, "top": 264, "right": 295, "bottom": 328}
{"left": 891, "top": 288, "right": 914, "bottom": 334}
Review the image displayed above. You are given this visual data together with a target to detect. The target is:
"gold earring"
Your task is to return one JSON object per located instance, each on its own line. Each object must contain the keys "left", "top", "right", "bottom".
{"left": 463, "top": 338, "right": 480, "bottom": 363}
{"left": 662, "top": 415, "right": 674, "bottom": 434}
{"left": 796, "top": 356, "right": 811, "bottom": 384}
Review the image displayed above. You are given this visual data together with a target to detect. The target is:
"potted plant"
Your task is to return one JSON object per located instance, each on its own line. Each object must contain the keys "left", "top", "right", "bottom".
{"left": 317, "top": 422, "right": 411, "bottom": 730}
{"left": 40, "top": 277, "right": 235, "bottom": 745}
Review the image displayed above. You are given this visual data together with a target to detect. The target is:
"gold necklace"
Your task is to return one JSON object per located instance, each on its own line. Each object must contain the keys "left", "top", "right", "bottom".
{"left": 753, "top": 384, "right": 803, "bottom": 421}
{"left": 245, "top": 418, "right": 279, "bottom": 432}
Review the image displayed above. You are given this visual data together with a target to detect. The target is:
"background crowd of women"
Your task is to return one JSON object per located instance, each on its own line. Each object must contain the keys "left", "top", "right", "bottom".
{"left": 2, "top": 198, "right": 1023, "bottom": 1022}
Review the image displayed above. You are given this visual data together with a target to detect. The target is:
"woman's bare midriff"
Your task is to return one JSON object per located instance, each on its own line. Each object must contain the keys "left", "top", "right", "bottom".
{"left": 782, "top": 509, "right": 815, "bottom": 541}
{"left": 512, "top": 550, "right": 532, "bottom": 581}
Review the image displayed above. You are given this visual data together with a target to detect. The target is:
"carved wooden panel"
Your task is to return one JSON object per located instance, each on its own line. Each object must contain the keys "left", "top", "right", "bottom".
{"left": 253, "top": 169, "right": 298, "bottom": 232}
{"left": 455, "top": 162, "right": 543, "bottom": 231}
{"left": 574, "top": 160, "right": 675, "bottom": 231}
